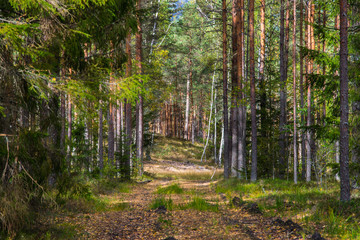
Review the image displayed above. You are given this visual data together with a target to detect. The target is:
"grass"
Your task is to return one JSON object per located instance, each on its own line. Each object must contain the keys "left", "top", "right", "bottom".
{"left": 59, "top": 181, "right": 132, "bottom": 214}
{"left": 6, "top": 222, "right": 80, "bottom": 240}
{"left": 179, "top": 197, "right": 219, "bottom": 212}
{"left": 90, "top": 179, "right": 132, "bottom": 195}
{"left": 156, "top": 183, "right": 184, "bottom": 194}
{"left": 215, "top": 178, "right": 360, "bottom": 239}
{"left": 109, "top": 202, "right": 130, "bottom": 211}
{"left": 155, "top": 170, "right": 223, "bottom": 181}
{"left": 150, "top": 197, "right": 174, "bottom": 210}
{"left": 150, "top": 196, "right": 219, "bottom": 212}
{"left": 151, "top": 136, "right": 208, "bottom": 164}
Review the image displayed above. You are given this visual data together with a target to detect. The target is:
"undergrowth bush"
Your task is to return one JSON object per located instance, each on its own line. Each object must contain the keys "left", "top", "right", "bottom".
{"left": 91, "top": 178, "right": 131, "bottom": 195}
{"left": 56, "top": 173, "right": 93, "bottom": 204}
{"left": 0, "top": 182, "right": 31, "bottom": 235}
{"left": 0, "top": 176, "right": 48, "bottom": 236}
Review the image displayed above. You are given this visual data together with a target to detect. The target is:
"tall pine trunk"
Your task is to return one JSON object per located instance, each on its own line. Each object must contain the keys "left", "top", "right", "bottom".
{"left": 259, "top": 0, "right": 266, "bottom": 138}
{"left": 222, "top": 0, "right": 230, "bottom": 178}
{"left": 237, "top": 0, "right": 246, "bottom": 179}
{"left": 300, "top": 0, "right": 306, "bottom": 181}
{"left": 231, "top": 0, "right": 240, "bottom": 177}
{"left": 98, "top": 84, "right": 104, "bottom": 171}
{"left": 249, "top": 0, "right": 257, "bottom": 182}
{"left": 136, "top": 0, "right": 144, "bottom": 176}
{"left": 124, "top": 33, "right": 132, "bottom": 179}
{"left": 108, "top": 102, "right": 115, "bottom": 164}
{"left": 306, "top": 1, "right": 314, "bottom": 182}
{"left": 279, "top": 0, "right": 287, "bottom": 178}
{"left": 67, "top": 96, "right": 72, "bottom": 164}
{"left": 60, "top": 49, "right": 66, "bottom": 156}
{"left": 292, "top": 0, "right": 297, "bottom": 184}
{"left": 339, "top": 0, "right": 350, "bottom": 202}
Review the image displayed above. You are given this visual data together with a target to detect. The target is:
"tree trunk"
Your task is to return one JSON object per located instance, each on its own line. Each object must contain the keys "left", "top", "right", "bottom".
{"left": 136, "top": 0, "right": 144, "bottom": 176}
{"left": 279, "top": 0, "right": 287, "bottom": 179}
{"left": 339, "top": 0, "right": 350, "bottom": 202}
{"left": 219, "top": 123, "right": 224, "bottom": 166}
{"left": 60, "top": 49, "right": 66, "bottom": 156}
{"left": 98, "top": 85, "right": 104, "bottom": 171}
{"left": 67, "top": 95, "right": 72, "bottom": 164}
{"left": 185, "top": 54, "right": 192, "bottom": 141}
{"left": 108, "top": 102, "right": 115, "bottom": 164}
{"left": 306, "top": 1, "right": 314, "bottom": 182}
{"left": 191, "top": 108, "right": 196, "bottom": 144}
{"left": 214, "top": 91, "right": 217, "bottom": 164}
{"left": 237, "top": 0, "right": 246, "bottom": 179}
{"left": 249, "top": 0, "right": 257, "bottom": 182}
{"left": 292, "top": 0, "right": 297, "bottom": 184}
{"left": 231, "top": 0, "right": 240, "bottom": 177}
{"left": 124, "top": 33, "right": 132, "bottom": 179}
{"left": 222, "top": 0, "right": 230, "bottom": 178}
{"left": 300, "top": 0, "right": 306, "bottom": 181}
{"left": 285, "top": 0, "right": 290, "bottom": 176}
{"left": 259, "top": 0, "right": 266, "bottom": 138}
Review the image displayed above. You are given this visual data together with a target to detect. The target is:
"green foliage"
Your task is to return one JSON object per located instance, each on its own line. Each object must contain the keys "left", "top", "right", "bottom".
{"left": 179, "top": 197, "right": 219, "bottom": 212}
{"left": 0, "top": 23, "right": 43, "bottom": 60}
{"left": 109, "top": 202, "right": 130, "bottom": 211}
{"left": 0, "top": 179, "right": 32, "bottom": 235}
{"left": 91, "top": 178, "right": 132, "bottom": 195}
{"left": 150, "top": 197, "right": 173, "bottom": 210}
{"left": 217, "top": 179, "right": 360, "bottom": 239}
{"left": 156, "top": 183, "right": 183, "bottom": 194}
{"left": 56, "top": 173, "right": 93, "bottom": 203}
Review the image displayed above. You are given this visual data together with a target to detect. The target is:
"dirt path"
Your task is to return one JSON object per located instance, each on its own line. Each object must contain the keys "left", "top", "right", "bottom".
{"left": 57, "top": 158, "right": 304, "bottom": 240}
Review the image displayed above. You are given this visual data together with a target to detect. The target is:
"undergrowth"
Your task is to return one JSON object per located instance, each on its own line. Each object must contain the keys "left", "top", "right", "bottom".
{"left": 216, "top": 178, "right": 360, "bottom": 239}
{"left": 150, "top": 197, "right": 174, "bottom": 210}
{"left": 179, "top": 197, "right": 219, "bottom": 212}
{"left": 156, "top": 183, "right": 184, "bottom": 194}
{"left": 151, "top": 136, "right": 206, "bottom": 163}
{"left": 150, "top": 196, "right": 219, "bottom": 212}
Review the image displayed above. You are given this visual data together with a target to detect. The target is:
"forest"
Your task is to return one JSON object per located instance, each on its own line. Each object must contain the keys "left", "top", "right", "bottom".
{"left": 1, "top": 0, "right": 360, "bottom": 239}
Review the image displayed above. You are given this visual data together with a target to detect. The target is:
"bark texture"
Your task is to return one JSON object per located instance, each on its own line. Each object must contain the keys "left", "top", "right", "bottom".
{"left": 339, "top": 0, "right": 350, "bottom": 202}
{"left": 222, "top": 0, "right": 230, "bottom": 178}
{"left": 249, "top": 0, "right": 257, "bottom": 182}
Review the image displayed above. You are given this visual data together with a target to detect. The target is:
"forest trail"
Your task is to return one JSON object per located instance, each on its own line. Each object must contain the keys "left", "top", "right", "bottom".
{"left": 56, "top": 137, "right": 304, "bottom": 240}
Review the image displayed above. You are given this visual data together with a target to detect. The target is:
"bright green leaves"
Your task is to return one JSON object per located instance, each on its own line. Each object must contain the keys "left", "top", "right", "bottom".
{"left": 0, "top": 23, "right": 43, "bottom": 61}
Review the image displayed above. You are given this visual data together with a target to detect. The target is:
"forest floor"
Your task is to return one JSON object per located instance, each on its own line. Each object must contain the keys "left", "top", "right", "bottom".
{"left": 32, "top": 136, "right": 360, "bottom": 240}
{"left": 37, "top": 136, "right": 310, "bottom": 240}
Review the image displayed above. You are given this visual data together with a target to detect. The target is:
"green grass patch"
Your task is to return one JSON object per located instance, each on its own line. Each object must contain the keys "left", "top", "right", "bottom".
{"left": 216, "top": 179, "right": 360, "bottom": 239}
{"left": 151, "top": 136, "right": 207, "bottom": 163}
{"left": 109, "top": 202, "right": 130, "bottom": 211}
{"left": 158, "top": 171, "right": 222, "bottom": 181}
{"left": 150, "top": 197, "right": 174, "bottom": 210}
{"left": 156, "top": 183, "right": 184, "bottom": 194}
{"left": 179, "top": 197, "right": 219, "bottom": 212}
{"left": 91, "top": 179, "right": 132, "bottom": 195}
{"left": 8, "top": 222, "right": 80, "bottom": 240}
